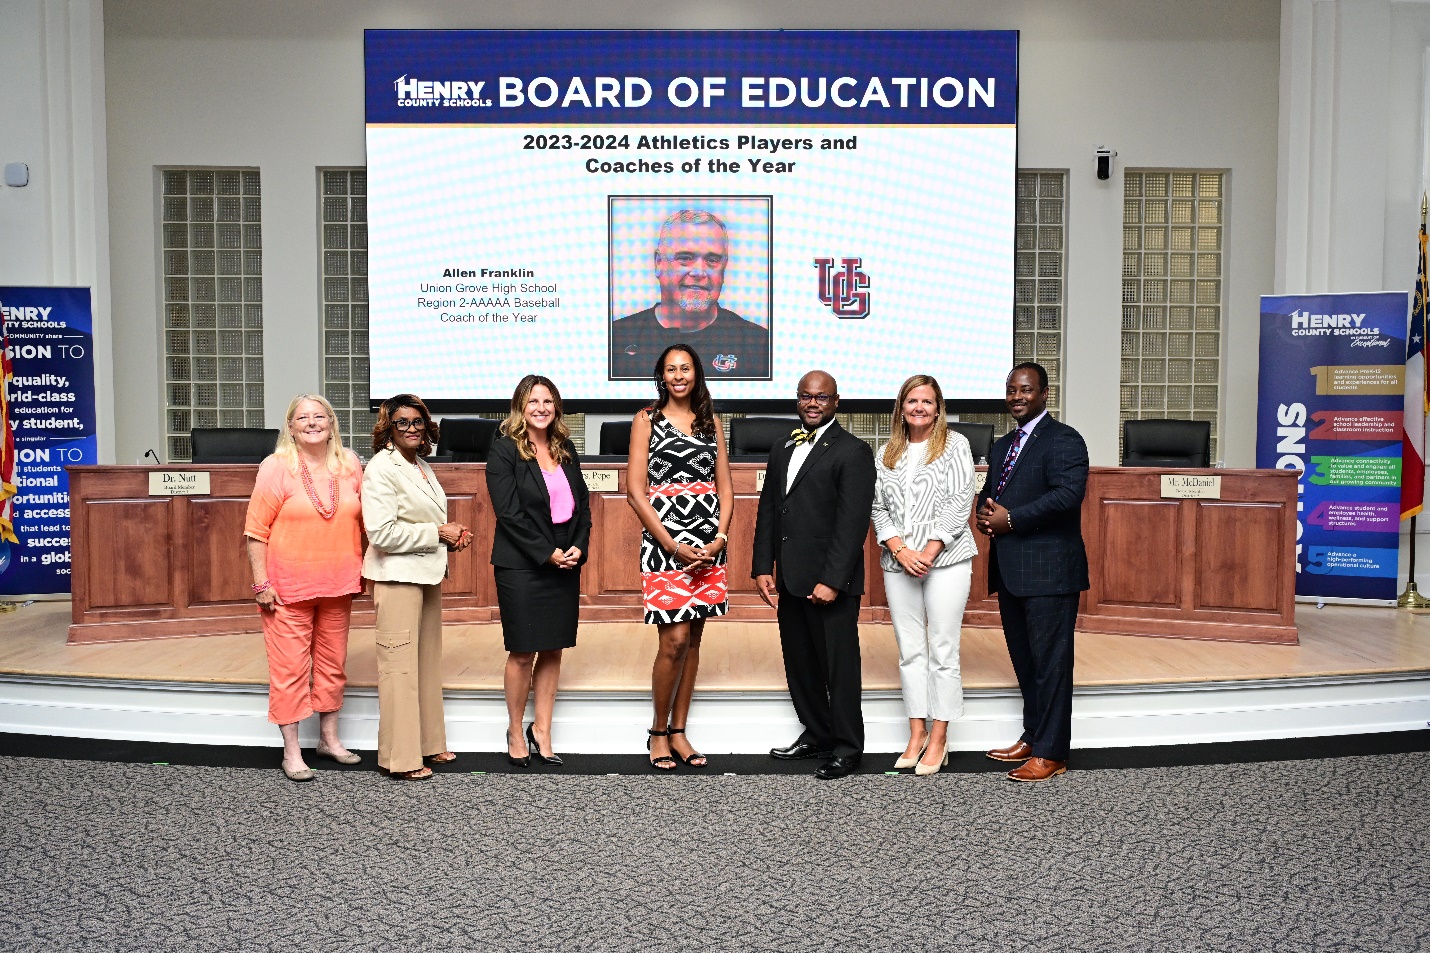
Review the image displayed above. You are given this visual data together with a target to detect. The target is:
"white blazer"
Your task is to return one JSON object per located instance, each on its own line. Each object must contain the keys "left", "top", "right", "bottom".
{"left": 871, "top": 430, "right": 976, "bottom": 574}
{"left": 361, "top": 446, "right": 449, "bottom": 586}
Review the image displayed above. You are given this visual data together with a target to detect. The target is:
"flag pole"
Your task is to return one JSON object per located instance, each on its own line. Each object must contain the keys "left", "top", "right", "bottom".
{"left": 1399, "top": 194, "right": 1430, "bottom": 608}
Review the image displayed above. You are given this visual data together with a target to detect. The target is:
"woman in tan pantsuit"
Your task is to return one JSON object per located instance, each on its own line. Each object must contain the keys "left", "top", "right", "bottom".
{"left": 363, "top": 394, "right": 471, "bottom": 780}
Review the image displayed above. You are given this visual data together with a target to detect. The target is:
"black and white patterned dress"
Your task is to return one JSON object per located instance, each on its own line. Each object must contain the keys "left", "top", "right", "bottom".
{"left": 640, "top": 415, "right": 729, "bottom": 625}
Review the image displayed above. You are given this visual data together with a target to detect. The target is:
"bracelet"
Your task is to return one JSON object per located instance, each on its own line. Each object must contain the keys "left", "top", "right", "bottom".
{"left": 714, "top": 532, "right": 729, "bottom": 543}
{"left": 252, "top": 580, "right": 272, "bottom": 594}
{"left": 1006, "top": 511, "right": 1015, "bottom": 533}
{"left": 890, "top": 544, "right": 906, "bottom": 557}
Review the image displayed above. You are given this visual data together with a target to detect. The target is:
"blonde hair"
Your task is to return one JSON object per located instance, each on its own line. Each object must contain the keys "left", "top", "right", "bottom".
{"left": 274, "top": 393, "right": 354, "bottom": 475}
{"left": 882, "top": 375, "right": 948, "bottom": 469}
{"left": 499, "top": 375, "right": 572, "bottom": 465}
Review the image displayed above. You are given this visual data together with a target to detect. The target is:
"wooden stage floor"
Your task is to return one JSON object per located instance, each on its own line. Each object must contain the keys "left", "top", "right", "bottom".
{"left": 3, "top": 601, "right": 1429, "bottom": 692}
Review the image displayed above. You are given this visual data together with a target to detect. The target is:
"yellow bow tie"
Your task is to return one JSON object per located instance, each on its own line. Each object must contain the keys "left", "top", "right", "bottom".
{"left": 790, "top": 427, "right": 817, "bottom": 446}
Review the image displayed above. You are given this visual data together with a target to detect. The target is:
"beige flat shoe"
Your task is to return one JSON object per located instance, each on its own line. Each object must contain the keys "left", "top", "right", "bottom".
{"left": 282, "top": 763, "right": 315, "bottom": 782}
{"left": 315, "top": 746, "right": 362, "bottom": 765}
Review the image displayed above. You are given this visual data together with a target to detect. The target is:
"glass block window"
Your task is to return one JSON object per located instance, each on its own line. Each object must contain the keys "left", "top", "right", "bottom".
{"left": 319, "top": 169, "right": 374, "bottom": 459}
{"left": 962, "top": 170, "right": 1068, "bottom": 442}
{"left": 161, "top": 168, "right": 263, "bottom": 462}
{"left": 1119, "top": 170, "right": 1224, "bottom": 460}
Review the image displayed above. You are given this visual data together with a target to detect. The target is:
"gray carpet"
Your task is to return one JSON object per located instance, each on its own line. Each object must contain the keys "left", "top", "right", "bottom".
{"left": 1, "top": 753, "right": 1427, "bottom": 952}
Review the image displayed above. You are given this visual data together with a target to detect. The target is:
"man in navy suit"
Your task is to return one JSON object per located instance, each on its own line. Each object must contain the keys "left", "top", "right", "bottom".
{"left": 976, "top": 362, "right": 1089, "bottom": 782}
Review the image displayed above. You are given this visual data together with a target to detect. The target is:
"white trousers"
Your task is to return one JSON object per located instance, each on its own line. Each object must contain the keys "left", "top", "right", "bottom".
{"left": 883, "top": 560, "right": 973, "bottom": 722}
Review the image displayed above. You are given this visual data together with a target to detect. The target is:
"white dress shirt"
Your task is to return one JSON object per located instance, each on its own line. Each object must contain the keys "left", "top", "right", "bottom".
{"left": 786, "top": 418, "right": 835, "bottom": 492}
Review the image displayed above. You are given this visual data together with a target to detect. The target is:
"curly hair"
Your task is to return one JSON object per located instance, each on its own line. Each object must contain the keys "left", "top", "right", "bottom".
{"left": 371, "top": 394, "right": 440, "bottom": 457}
{"left": 499, "top": 375, "right": 572, "bottom": 465}
{"left": 648, "top": 344, "right": 716, "bottom": 439}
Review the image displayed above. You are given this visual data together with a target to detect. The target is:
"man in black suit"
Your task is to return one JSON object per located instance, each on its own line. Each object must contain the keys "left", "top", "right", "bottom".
{"left": 753, "top": 370, "right": 876, "bottom": 780}
{"left": 976, "top": 361, "right": 1089, "bottom": 782}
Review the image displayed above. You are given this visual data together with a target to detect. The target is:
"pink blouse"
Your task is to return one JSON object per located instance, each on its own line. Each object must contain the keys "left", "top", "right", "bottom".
{"left": 542, "top": 466, "right": 575, "bottom": 523}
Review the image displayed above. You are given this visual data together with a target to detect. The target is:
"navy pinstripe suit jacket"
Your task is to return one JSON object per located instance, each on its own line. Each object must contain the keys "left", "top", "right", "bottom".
{"left": 977, "top": 414, "right": 1090, "bottom": 597}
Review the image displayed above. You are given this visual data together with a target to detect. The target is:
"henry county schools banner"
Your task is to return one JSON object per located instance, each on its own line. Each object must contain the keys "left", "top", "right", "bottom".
{"left": 1257, "top": 292, "right": 1409, "bottom": 600}
{"left": 363, "top": 30, "right": 1018, "bottom": 406}
{"left": 0, "top": 287, "right": 96, "bottom": 595}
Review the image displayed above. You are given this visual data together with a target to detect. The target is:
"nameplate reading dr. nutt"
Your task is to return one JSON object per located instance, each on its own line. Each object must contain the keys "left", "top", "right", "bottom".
{"left": 581, "top": 469, "right": 619, "bottom": 493}
{"left": 149, "top": 471, "right": 211, "bottom": 497}
{"left": 1160, "top": 474, "right": 1221, "bottom": 499}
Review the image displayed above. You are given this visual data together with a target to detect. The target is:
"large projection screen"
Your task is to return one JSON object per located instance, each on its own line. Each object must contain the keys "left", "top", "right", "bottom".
{"left": 365, "top": 30, "right": 1018, "bottom": 411}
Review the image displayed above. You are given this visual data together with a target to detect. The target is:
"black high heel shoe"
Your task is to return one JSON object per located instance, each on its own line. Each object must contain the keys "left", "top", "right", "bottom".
{"left": 505, "top": 729, "right": 530, "bottom": 768}
{"left": 668, "top": 726, "right": 708, "bottom": 768}
{"left": 526, "top": 723, "right": 564, "bottom": 766}
{"left": 647, "top": 728, "right": 676, "bottom": 771}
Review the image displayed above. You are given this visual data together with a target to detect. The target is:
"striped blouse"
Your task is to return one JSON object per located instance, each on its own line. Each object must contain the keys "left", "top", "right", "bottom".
{"left": 870, "top": 431, "right": 977, "bottom": 573}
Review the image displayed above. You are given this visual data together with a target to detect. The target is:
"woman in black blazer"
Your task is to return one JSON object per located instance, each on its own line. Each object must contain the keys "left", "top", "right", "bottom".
{"left": 486, "top": 374, "right": 591, "bottom": 768}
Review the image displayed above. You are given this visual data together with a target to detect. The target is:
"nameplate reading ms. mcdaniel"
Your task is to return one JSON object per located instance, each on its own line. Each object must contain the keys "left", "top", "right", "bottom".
{"left": 148, "top": 471, "right": 211, "bottom": 497}
{"left": 1160, "top": 474, "right": 1221, "bottom": 500}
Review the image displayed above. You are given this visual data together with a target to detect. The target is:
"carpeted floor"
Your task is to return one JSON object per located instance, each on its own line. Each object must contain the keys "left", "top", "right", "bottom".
{"left": 1, "top": 748, "right": 1427, "bottom": 952}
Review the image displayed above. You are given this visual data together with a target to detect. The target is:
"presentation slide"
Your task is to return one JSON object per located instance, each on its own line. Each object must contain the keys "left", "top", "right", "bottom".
{"left": 365, "top": 30, "right": 1018, "bottom": 408}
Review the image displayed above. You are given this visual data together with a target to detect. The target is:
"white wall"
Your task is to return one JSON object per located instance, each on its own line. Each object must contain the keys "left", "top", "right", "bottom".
{"left": 17, "top": 0, "right": 1280, "bottom": 466}
{"left": 0, "top": 0, "right": 114, "bottom": 464}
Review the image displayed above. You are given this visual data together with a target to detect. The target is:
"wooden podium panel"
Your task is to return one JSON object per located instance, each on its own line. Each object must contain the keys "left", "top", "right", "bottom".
{"left": 66, "top": 464, "right": 1297, "bottom": 645}
{"left": 1079, "top": 468, "right": 1298, "bottom": 643}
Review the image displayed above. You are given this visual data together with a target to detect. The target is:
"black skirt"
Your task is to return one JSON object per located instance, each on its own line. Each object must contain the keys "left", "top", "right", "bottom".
{"left": 494, "top": 565, "right": 580, "bottom": 652}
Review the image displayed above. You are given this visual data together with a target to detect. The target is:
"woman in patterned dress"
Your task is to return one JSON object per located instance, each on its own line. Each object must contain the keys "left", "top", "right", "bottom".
{"left": 627, "top": 344, "right": 733, "bottom": 770}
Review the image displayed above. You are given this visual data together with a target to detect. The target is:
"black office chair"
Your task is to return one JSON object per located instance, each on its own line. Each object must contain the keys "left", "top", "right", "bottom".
{"left": 729, "top": 416, "right": 801, "bottom": 461}
{"left": 947, "top": 422, "right": 995, "bottom": 463}
{"left": 599, "top": 420, "right": 633, "bottom": 456}
{"left": 433, "top": 417, "right": 500, "bottom": 463}
{"left": 189, "top": 428, "right": 279, "bottom": 464}
{"left": 1122, "top": 419, "right": 1212, "bottom": 468}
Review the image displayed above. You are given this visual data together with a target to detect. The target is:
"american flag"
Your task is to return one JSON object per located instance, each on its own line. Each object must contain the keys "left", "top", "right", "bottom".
{"left": 0, "top": 299, "right": 17, "bottom": 544}
{"left": 1402, "top": 218, "right": 1428, "bottom": 519}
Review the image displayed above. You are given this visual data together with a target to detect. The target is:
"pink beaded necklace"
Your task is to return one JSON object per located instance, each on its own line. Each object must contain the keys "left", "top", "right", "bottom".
{"left": 298, "top": 455, "right": 339, "bottom": 519}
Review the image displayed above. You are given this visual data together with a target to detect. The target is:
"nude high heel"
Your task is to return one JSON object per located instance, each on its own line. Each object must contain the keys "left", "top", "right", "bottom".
{"left": 914, "top": 749, "right": 949, "bottom": 777}
{"left": 894, "top": 740, "right": 929, "bottom": 770}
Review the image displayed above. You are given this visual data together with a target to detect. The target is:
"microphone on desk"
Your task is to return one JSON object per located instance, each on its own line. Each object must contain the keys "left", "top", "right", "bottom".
{"left": 143, "top": 449, "right": 161, "bottom": 466}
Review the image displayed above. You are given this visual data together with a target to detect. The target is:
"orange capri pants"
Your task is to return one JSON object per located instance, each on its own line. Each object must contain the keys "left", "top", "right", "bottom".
{"left": 261, "top": 595, "right": 353, "bottom": 725}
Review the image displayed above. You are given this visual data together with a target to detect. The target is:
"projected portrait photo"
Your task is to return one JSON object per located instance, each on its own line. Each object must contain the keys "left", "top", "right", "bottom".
{"left": 609, "top": 196, "right": 773, "bottom": 380}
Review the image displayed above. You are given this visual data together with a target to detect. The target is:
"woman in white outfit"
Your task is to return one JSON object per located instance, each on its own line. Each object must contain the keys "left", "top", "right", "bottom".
{"left": 871, "top": 375, "right": 976, "bottom": 776}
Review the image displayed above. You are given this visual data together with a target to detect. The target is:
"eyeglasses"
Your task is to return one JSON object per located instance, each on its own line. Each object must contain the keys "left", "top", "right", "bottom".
{"left": 294, "top": 414, "right": 329, "bottom": 425}
{"left": 796, "top": 393, "right": 835, "bottom": 405}
{"left": 392, "top": 418, "right": 427, "bottom": 432}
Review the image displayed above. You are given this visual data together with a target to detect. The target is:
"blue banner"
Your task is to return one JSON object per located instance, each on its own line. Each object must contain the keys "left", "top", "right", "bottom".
{"left": 1257, "top": 292, "right": 1409, "bottom": 600}
{"left": 0, "top": 287, "right": 96, "bottom": 595}
{"left": 365, "top": 30, "right": 1018, "bottom": 125}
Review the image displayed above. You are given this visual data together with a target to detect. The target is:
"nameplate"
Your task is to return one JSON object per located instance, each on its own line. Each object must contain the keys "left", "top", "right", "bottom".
{"left": 582, "top": 469, "right": 619, "bottom": 492}
{"left": 149, "top": 471, "right": 211, "bottom": 496}
{"left": 1160, "top": 474, "right": 1221, "bottom": 499}
{"left": 974, "top": 471, "right": 987, "bottom": 493}
{"left": 755, "top": 469, "right": 767, "bottom": 491}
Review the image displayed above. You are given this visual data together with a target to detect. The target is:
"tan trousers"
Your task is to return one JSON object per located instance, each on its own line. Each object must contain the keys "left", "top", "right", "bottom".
{"left": 373, "top": 581, "right": 447, "bottom": 772}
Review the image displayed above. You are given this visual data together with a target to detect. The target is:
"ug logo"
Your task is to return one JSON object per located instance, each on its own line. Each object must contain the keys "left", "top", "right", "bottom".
{"left": 814, "top": 257, "right": 870, "bottom": 319}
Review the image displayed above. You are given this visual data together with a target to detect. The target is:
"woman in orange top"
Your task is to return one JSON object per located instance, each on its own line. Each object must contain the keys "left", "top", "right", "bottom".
{"left": 244, "top": 394, "right": 364, "bottom": 782}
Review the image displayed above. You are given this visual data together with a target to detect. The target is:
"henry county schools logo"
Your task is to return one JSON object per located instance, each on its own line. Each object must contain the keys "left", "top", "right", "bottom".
{"left": 815, "top": 257, "right": 871, "bottom": 319}
{"left": 711, "top": 354, "right": 738, "bottom": 373}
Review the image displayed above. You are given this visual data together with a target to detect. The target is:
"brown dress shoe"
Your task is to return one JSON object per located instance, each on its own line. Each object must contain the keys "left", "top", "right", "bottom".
{"left": 1007, "top": 757, "right": 1067, "bottom": 782}
{"left": 986, "top": 740, "right": 1033, "bottom": 762}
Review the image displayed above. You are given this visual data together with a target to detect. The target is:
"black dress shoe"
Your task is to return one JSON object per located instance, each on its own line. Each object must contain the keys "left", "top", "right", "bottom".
{"left": 814, "top": 756, "right": 862, "bottom": 780}
{"left": 770, "top": 740, "right": 833, "bottom": 761}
